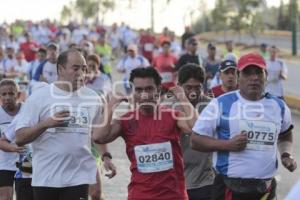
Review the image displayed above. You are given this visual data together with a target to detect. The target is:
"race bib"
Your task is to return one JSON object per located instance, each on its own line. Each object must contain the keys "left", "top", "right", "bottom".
{"left": 50, "top": 106, "right": 90, "bottom": 134}
{"left": 239, "top": 120, "right": 277, "bottom": 151}
{"left": 134, "top": 141, "right": 173, "bottom": 173}
{"left": 160, "top": 72, "right": 173, "bottom": 83}
{"left": 144, "top": 43, "right": 154, "bottom": 52}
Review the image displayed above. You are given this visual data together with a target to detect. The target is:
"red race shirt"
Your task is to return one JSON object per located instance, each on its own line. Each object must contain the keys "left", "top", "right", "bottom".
{"left": 120, "top": 107, "right": 188, "bottom": 200}
{"left": 140, "top": 35, "right": 156, "bottom": 62}
{"left": 20, "top": 41, "right": 39, "bottom": 62}
{"left": 211, "top": 85, "right": 225, "bottom": 98}
{"left": 152, "top": 54, "right": 177, "bottom": 89}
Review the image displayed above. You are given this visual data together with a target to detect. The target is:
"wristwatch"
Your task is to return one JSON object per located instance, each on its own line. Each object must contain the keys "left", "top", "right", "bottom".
{"left": 101, "top": 152, "right": 112, "bottom": 161}
{"left": 281, "top": 152, "right": 292, "bottom": 159}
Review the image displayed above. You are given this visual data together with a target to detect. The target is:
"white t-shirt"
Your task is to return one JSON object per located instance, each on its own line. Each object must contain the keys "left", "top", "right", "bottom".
{"left": 15, "top": 83, "right": 102, "bottom": 187}
{"left": 117, "top": 55, "right": 150, "bottom": 80}
{"left": 42, "top": 61, "right": 58, "bottom": 83}
{"left": 170, "top": 41, "right": 182, "bottom": 58}
{"left": 192, "top": 91, "right": 292, "bottom": 179}
{"left": 265, "top": 59, "right": 288, "bottom": 97}
{"left": 3, "top": 58, "right": 17, "bottom": 72}
{"left": 5, "top": 113, "right": 32, "bottom": 179}
{"left": 86, "top": 74, "right": 112, "bottom": 96}
{"left": 15, "top": 60, "right": 29, "bottom": 74}
{"left": 285, "top": 180, "right": 300, "bottom": 200}
{"left": 0, "top": 106, "right": 19, "bottom": 171}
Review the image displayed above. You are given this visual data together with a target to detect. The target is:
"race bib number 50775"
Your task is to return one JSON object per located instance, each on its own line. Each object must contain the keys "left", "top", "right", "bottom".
{"left": 134, "top": 141, "right": 173, "bottom": 173}
{"left": 239, "top": 120, "right": 277, "bottom": 151}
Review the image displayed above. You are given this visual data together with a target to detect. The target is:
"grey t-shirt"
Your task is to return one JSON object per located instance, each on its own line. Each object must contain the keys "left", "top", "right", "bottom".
{"left": 162, "top": 95, "right": 215, "bottom": 189}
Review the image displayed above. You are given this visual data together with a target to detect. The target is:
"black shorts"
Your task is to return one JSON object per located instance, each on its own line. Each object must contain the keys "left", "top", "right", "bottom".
{"left": 15, "top": 178, "right": 34, "bottom": 200}
{"left": 33, "top": 184, "right": 89, "bottom": 200}
{"left": 187, "top": 185, "right": 213, "bottom": 200}
{"left": 0, "top": 170, "right": 16, "bottom": 187}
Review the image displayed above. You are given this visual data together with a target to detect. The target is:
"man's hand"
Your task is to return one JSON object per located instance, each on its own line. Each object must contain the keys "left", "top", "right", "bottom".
{"left": 43, "top": 110, "right": 70, "bottom": 128}
{"left": 103, "top": 157, "right": 117, "bottom": 179}
{"left": 8, "top": 144, "right": 27, "bottom": 153}
{"left": 169, "top": 86, "right": 187, "bottom": 101}
{"left": 282, "top": 155, "right": 297, "bottom": 172}
{"left": 107, "top": 92, "right": 128, "bottom": 108}
{"left": 226, "top": 133, "right": 248, "bottom": 151}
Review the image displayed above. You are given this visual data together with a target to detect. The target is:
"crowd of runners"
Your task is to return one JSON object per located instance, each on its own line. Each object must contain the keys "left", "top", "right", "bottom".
{"left": 0, "top": 19, "right": 298, "bottom": 200}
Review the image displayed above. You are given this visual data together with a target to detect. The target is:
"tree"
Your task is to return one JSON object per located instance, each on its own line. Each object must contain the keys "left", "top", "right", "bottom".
{"left": 227, "top": 0, "right": 261, "bottom": 41}
{"left": 61, "top": 5, "right": 72, "bottom": 22}
{"left": 211, "top": 0, "right": 230, "bottom": 40}
{"left": 248, "top": 13, "right": 264, "bottom": 44}
{"left": 60, "top": 0, "right": 115, "bottom": 23}
{"left": 211, "top": 0, "right": 228, "bottom": 33}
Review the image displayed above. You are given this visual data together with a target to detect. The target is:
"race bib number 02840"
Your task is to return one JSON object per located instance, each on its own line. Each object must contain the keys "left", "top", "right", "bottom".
{"left": 134, "top": 141, "right": 173, "bottom": 173}
{"left": 239, "top": 120, "right": 277, "bottom": 151}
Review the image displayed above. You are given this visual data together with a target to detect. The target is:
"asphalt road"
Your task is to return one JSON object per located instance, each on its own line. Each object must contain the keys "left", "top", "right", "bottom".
{"left": 285, "top": 60, "right": 300, "bottom": 96}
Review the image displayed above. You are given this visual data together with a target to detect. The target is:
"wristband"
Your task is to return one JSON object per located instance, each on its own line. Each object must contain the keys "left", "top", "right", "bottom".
{"left": 101, "top": 152, "right": 112, "bottom": 161}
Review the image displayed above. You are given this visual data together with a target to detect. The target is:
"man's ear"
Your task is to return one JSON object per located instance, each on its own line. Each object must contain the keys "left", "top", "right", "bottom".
{"left": 157, "top": 86, "right": 162, "bottom": 95}
{"left": 264, "top": 70, "right": 268, "bottom": 81}
{"left": 57, "top": 64, "right": 63, "bottom": 75}
{"left": 17, "top": 91, "right": 21, "bottom": 99}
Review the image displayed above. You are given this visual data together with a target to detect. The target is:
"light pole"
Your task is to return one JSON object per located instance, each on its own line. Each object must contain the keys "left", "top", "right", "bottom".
{"left": 291, "top": 0, "right": 298, "bottom": 55}
{"left": 151, "top": 0, "right": 154, "bottom": 31}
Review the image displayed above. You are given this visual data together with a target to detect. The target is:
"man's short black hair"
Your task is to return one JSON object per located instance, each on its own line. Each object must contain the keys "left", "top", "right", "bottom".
{"left": 129, "top": 67, "right": 162, "bottom": 86}
{"left": 177, "top": 63, "right": 205, "bottom": 84}
{"left": 38, "top": 47, "right": 47, "bottom": 54}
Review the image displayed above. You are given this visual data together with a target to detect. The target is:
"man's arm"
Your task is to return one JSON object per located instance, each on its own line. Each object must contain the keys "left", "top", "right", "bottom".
{"left": 190, "top": 132, "right": 247, "bottom": 152}
{"left": 169, "top": 86, "right": 198, "bottom": 133}
{"left": 92, "top": 95, "right": 125, "bottom": 144}
{"left": 0, "top": 136, "right": 25, "bottom": 153}
{"left": 15, "top": 122, "right": 48, "bottom": 146}
{"left": 93, "top": 143, "right": 117, "bottom": 178}
{"left": 278, "top": 130, "right": 297, "bottom": 172}
{"left": 16, "top": 111, "right": 70, "bottom": 146}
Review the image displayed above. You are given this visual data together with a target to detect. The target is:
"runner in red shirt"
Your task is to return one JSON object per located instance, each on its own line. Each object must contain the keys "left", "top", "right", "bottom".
{"left": 93, "top": 67, "right": 197, "bottom": 200}
{"left": 158, "top": 27, "right": 170, "bottom": 46}
{"left": 211, "top": 60, "right": 238, "bottom": 97}
{"left": 19, "top": 33, "right": 39, "bottom": 62}
{"left": 139, "top": 29, "right": 156, "bottom": 63}
{"left": 152, "top": 40, "right": 177, "bottom": 90}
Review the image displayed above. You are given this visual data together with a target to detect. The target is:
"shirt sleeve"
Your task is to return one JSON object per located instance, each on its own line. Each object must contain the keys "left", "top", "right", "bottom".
{"left": 142, "top": 57, "right": 150, "bottom": 67}
{"left": 281, "top": 60, "right": 288, "bottom": 78}
{"left": 280, "top": 103, "right": 293, "bottom": 134}
{"left": 92, "top": 98, "right": 104, "bottom": 126}
{"left": 33, "top": 61, "right": 44, "bottom": 81}
{"left": 15, "top": 95, "right": 41, "bottom": 132}
{"left": 192, "top": 98, "right": 220, "bottom": 137}
{"left": 4, "top": 116, "right": 19, "bottom": 142}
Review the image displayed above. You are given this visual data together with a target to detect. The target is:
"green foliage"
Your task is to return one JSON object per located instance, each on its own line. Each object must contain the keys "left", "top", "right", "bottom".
{"left": 61, "top": 5, "right": 72, "bottom": 21}
{"left": 60, "top": 0, "right": 115, "bottom": 21}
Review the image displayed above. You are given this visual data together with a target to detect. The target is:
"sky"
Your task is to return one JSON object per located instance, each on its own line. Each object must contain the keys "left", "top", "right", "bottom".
{"left": 0, "top": 0, "right": 287, "bottom": 34}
